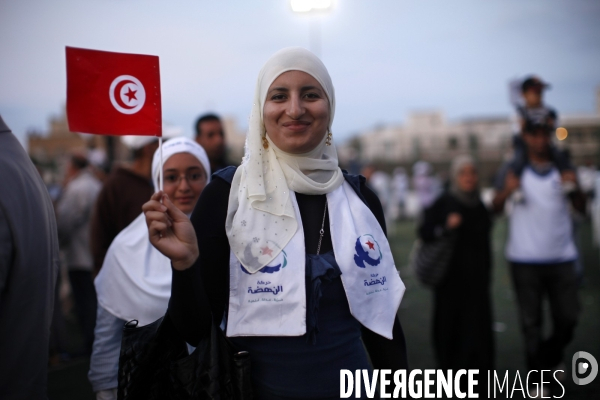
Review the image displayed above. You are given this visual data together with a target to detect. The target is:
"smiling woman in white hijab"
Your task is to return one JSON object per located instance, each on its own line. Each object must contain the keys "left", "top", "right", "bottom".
{"left": 89, "top": 137, "right": 210, "bottom": 400}
{"left": 144, "top": 47, "right": 408, "bottom": 399}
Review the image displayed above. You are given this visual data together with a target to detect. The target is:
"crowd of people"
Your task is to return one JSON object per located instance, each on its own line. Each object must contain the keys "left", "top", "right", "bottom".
{"left": 0, "top": 48, "right": 598, "bottom": 400}
{"left": 411, "top": 76, "right": 590, "bottom": 398}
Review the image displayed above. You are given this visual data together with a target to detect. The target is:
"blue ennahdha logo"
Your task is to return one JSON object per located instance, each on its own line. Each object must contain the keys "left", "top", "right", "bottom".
{"left": 354, "top": 234, "right": 382, "bottom": 268}
{"left": 241, "top": 249, "right": 288, "bottom": 274}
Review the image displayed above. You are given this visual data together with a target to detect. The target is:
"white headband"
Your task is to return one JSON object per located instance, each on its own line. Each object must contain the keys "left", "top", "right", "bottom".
{"left": 151, "top": 137, "right": 211, "bottom": 191}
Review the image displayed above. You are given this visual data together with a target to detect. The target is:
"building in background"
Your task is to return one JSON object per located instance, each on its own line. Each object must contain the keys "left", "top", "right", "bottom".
{"left": 339, "top": 110, "right": 512, "bottom": 185}
{"left": 27, "top": 88, "right": 600, "bottom": 187}
{"left": 340, "top": 87, "right": 600, "bottom": 185}
{"left": 28, "top": 107, "right": 129, "bottom": 183}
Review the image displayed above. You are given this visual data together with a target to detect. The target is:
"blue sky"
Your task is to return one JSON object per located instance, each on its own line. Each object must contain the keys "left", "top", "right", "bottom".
{"left": 1, "top": 0, "right": 599, "bottom": 146}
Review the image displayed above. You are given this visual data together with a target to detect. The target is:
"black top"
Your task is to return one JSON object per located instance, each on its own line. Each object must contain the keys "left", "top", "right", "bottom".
{"left": 167, "top": 171, "right": 408, "bottom": 371}
{"left": 90, "top": 167, "right": 154, "bottom": 273}
{"left": 418, "top": 193, "right": 494, "bottom": 370}
{"left": 418, "top": 192, "right": 492, "bottom": 288}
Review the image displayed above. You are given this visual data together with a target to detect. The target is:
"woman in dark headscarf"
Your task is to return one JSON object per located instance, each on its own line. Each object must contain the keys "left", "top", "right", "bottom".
{"left": 418, "top": 155, "right": 494, "bottom": 375}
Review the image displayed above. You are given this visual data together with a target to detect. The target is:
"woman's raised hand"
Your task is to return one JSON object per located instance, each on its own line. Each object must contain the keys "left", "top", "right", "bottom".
{"left": 142, "top": 191, "right": 199, "bottom": 271}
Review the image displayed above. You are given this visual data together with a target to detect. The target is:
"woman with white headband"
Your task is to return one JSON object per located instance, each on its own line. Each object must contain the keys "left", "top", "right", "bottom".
{"left": 89, "top": 137, "right": 210, "bottom": 400}
{"left": 144, "top": 48, "right": 408, "bottom": 399}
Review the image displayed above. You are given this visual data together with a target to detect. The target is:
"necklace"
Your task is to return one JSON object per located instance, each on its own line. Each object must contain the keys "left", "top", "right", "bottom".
{"left": 316, "top": 200, "right": 328, "bottom": 255}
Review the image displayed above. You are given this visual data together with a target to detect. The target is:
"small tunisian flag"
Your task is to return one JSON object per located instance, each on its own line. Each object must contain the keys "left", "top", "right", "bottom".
{"left": 66, "top": 47, "right": 162, "bottom": 136}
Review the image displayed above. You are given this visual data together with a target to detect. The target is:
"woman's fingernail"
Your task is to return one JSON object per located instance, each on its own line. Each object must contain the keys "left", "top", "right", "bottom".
{"left": 161, "top": 205, "right": 167, "bottom": 212}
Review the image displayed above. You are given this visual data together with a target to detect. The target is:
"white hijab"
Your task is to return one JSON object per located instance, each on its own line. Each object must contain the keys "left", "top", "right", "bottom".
{"left": 95, "top": 137, "right": 210, "bottom": 326}
{"left": 449, "top": 154, "right": 480, "bottom": 207}
{"left": 226, "top": 47, "right": 344, "bottom": 273}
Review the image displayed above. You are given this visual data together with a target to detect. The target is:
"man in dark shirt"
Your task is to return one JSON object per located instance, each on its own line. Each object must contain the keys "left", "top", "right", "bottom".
{"left": 0, "top": 115, "right": 60, "bottom": 399}
{"left": 194, "top": 113, "right": 229, "bottom": 172}
{"left": 90, "top": 136, "right": 157, "bottom": 274}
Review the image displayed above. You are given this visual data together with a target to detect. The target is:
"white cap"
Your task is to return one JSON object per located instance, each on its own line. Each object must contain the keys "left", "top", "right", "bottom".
{"left": 120, "top": 124, "right": 183, "bottom": 150}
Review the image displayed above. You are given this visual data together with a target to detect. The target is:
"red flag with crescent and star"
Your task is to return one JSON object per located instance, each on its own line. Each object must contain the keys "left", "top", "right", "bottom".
{"left": 66, "top": 46, "right": 162, "bottom": 136}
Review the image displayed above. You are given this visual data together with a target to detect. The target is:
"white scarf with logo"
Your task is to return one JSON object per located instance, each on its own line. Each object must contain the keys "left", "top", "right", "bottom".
{"left": 225, "top": 47, "right": 404, "bottom": 339}
{"left": 227, "top": 181, "right": 405, "bottom": 340}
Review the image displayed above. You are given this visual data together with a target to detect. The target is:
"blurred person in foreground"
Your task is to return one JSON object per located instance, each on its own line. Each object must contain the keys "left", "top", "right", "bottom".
{"left": 56, "top": 152, "right": 102, "bottom": 355}
{"left": 89, "top": 138, "right": 210, "bottom": 400}
{"left": 418, "top": 155, "right": 494, "bottom": 390}
{"left": 90, "top": 136, "right": 158, "bottom": 274}
{"left": 0, "top": 115, "right": 60, "bottom": 399}
{"left": 492, "top": 119, "right": 585, "bottom": 390}
{"left": 194, "top": 113, "right": 230, "bottom": 172}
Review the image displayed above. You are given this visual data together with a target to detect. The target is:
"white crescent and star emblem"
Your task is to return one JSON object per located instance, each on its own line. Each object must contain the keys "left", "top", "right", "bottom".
{"left": 109, "top": 75, "right": 146, "bottom": 114}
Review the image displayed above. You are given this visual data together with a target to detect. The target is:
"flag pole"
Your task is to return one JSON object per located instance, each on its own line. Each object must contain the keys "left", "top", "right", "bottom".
{"left": 159, "top": 136, "right": 163, "bottom": 192}
{"left": 158, "top": 135, "right": 164, "bottom": 238}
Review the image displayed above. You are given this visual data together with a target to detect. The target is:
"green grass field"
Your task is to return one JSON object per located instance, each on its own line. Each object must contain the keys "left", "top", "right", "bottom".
{"left": 48, "top": 218, "right": 600, "bottom": 399}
